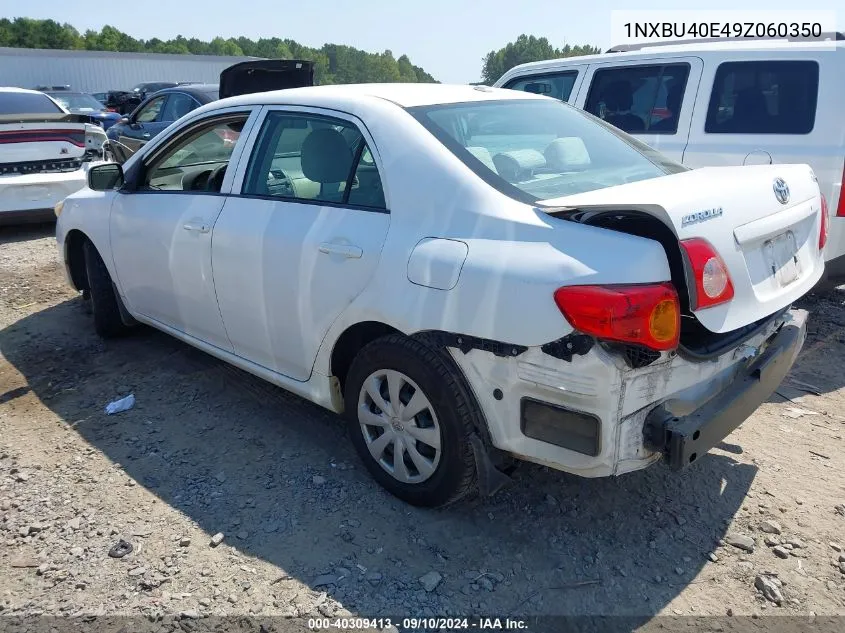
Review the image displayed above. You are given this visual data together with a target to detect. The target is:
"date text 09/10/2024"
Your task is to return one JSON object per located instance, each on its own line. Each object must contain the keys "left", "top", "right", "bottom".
{"left": 307, "top": 617, "right": 528, "bottom": 630}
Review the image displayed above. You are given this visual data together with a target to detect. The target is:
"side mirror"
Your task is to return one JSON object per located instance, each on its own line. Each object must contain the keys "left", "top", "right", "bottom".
{"left": 524, "top": 82, "right": 552, "bottom": 95}
{"left": 88, "top": 163, "right": 124, "bottom": 191}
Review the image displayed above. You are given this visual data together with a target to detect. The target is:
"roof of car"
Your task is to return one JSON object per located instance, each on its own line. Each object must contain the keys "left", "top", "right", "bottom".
{"left": 503, "top": 38, "right": 845, "bottom": 76}
{"left": 154, "top": 84, "right": 219, "bottom": 98}
{"left": 221, "top": 83, "right": 546, "bottom": 109}
{"left": 0, "top": 87, "right": 44, "bottom": 95}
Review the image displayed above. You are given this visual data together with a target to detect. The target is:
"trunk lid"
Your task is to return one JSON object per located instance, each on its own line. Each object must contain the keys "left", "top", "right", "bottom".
{"left": 0, "top": 114, "right": 91, "bottom": 166}
{"left": 539, "top": 164, "right": 824, "bottom": 333}
{"left": 218, "top": 59, "right": 315, "bottom": 99}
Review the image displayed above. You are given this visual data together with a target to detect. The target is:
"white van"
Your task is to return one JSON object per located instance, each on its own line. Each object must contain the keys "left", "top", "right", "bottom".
{"left": 494, "top": 36, "right": 845, "bottom": 287}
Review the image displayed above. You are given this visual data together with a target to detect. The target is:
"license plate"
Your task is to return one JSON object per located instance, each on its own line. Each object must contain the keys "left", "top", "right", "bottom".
{"left": 764, "top": 231, "right": 800, "bottom": 287}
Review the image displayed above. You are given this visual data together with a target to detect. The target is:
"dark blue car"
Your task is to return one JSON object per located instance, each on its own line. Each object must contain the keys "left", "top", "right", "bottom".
{"left": 44, "top": 91, "right": 123, "bottom": 130}
{"left": 105, "top": 84, "right": 219, "bottom": 162}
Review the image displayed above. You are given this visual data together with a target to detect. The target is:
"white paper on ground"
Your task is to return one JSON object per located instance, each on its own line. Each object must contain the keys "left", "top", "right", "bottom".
{"left": 105, "top": 394, "right": 135, "bottom": 415}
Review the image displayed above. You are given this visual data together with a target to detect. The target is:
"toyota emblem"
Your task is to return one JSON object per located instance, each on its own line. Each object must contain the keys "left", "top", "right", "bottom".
{"left": 773, "top": 178, "right": 790, "bottom": 205}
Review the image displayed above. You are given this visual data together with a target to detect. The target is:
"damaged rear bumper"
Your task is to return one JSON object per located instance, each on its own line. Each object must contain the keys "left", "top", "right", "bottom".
{"left": 644, "top": 308, "right": 807, "bottom": 469}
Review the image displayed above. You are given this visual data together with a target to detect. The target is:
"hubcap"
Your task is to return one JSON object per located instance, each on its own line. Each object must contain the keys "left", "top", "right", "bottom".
{"left": 357, "top": 369, "right": 442, "bottom": 484}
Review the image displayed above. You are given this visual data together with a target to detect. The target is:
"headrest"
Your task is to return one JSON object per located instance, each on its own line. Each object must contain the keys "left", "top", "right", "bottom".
{"left": 466, "top": 146, "right": 497, "bottom": 172}
{"left": 301, "top": 128, "right": 353, "bottom": 183}
{"left": 544, "top": 137, "right": 591, "bottom": 170}
{"left": 492, "top": 149, "right": 546, "bottom": 182}
{"left": 603, "top": 80, "right": 634, "bottom": 111}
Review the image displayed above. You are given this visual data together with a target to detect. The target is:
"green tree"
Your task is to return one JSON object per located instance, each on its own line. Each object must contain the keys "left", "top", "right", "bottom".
{"left": 480, "top": 34, "right": 600, "bottom": 84}
{"left": 0, "top": 17, "right": 439, "bottom": 84}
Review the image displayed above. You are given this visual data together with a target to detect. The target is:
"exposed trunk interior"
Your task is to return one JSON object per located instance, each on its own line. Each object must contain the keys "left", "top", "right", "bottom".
{"left": 558, "top": 208, "right": 779, "bottom": 361}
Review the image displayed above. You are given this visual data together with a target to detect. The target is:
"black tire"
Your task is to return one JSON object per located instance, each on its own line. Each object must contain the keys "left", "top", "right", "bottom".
{"left": 344, "top": 334, "right": 479, "bottom": 507}
{"left": 83, "top": 240, "right": 132, "bottom": 338}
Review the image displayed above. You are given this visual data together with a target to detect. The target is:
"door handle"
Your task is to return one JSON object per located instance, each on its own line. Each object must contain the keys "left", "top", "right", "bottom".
{"left": 318, "top": 242, "right": 363, "bottom": 259}
{"left": 142, "top": 133, "right": 151, "bottom": 138}
{"left": 183, "top": 221, "right": 210, "bottom": 234}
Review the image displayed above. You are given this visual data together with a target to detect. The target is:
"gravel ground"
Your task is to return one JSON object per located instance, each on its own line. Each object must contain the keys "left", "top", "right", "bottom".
{"left": 1, "top": 224, "right": 845, "bottom": 629}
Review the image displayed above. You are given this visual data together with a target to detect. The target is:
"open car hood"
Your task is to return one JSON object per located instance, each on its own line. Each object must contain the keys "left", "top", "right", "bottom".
{"left": 219, "top": 59, "right": 315, "bottom": 99}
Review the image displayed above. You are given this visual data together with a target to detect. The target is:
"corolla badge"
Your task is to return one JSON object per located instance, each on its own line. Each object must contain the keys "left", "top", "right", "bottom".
{"left": 681, "top": 207, "right": 723, "bottom": 227}
{"left": 773, "top": 178, "right": 790, "bottom": 205}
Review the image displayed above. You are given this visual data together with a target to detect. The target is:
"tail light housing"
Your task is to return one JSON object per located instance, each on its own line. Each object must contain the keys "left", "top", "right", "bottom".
{"left": 820, "top": 194, "right": 829, "bottom": 251}
{"left": 680, "top": 238, "right": 734, "bottom": 310}
{"left": 553, "top": 283, "right": 680, "bottom": 352}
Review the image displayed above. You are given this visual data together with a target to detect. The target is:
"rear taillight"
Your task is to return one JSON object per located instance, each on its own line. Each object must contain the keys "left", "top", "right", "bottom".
{"left": 553, "top": 283, "right": 680, "bottom": 352}
{"left": 820, "top": 194, "right": 829, "bottom": 251}
{"left": 680, "top": 238, "right": 734, "bottom": 310}
{"left": 837, "top": 163, "right": 845, "bottom": 218}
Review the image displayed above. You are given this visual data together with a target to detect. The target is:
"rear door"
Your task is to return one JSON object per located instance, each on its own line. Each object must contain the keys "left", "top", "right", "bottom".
{"left": 575, "top": 56, "right": 703, "bottom": 162}
{"left": 211, "top": 106, "right": 389, "bottom": 380}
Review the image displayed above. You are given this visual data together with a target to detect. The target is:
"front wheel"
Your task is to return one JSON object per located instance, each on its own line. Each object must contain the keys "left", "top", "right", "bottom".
{"left": 83, "top": 240, "right": 133, "bottom": 338}
{"left": 344, "top": 334, "right": 478, "bottom": 507}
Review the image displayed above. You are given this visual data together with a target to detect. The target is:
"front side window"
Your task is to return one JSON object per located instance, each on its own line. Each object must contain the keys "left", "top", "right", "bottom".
{"left": 504, "top": 71, "right": 578, "bottom": 102}
{"left": 410, "top": 99, "right": 685, "bottom": 202}
{"left": 161, "top": 93, "right": 199, "bottom": 122}
{"left": 242, "top": 112, "right": 387, "bottom": 209}
{"left": 585, "top": 64, "right": 690, "bottom": 134}
{"left": 135, "top": 96, "right": 166, "bottom": 123}
{"left": 140, "top": 115, "right": 247, "bottom": 192}
{"left": 705, "top": 61, "right": 819, "bottom": 134}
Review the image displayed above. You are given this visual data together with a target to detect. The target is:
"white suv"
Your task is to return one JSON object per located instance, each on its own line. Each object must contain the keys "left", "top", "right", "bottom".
{"left": 494, "top": 36, "right": 845, "bottom": 287}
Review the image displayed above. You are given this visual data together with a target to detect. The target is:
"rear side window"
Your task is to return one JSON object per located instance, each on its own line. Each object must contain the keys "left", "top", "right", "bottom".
{"left": 705, "top": 61, "right": 819, "bottom": 134}
{"left": 584, "top": 64, "right": 690, "bottom": 134}
{"left": 242, "top": 112, "right": 387, "bottom": 210}
{"left": 504, "top": 71, "right": 578, "bottom": 102}
{"left": 0, "top": 92, "right": 63, "bottom": 115}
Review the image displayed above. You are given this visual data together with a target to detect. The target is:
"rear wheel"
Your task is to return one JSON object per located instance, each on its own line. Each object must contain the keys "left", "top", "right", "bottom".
{"left": 344, "top": 334, "right": 478, "bottom": 507}
{"left": 83, "top": 240, "right": 133, "bottom": 338}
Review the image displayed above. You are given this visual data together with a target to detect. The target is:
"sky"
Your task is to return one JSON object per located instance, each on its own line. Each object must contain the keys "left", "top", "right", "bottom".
{"left": 0, "top": 0, "right": 842, "bottom": 83}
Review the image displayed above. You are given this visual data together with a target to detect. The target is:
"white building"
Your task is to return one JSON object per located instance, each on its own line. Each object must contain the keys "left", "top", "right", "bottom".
{"left": 0, "top": 47, "right": 261, "bottom": 93}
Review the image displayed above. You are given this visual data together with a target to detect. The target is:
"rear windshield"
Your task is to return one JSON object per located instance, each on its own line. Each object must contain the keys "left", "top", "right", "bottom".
{"left": 47, "top": 93, "right": 104, "bottom": 112}
{"left": 0, "top": 92, "right": 63, "bottom": 115}
{"left": 409, "top": 99, "right": 685, "bottom": 202}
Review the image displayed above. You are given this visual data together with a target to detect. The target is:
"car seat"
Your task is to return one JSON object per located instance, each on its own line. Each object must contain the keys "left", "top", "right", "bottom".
{"left": 601, "top": 81, "right": 645, "bottom": 132}
{"left": 650, "top": 83, "right": 683, "bottom": 132}
{"left": 300, "top": 128, "right": 354, "bottom": 202}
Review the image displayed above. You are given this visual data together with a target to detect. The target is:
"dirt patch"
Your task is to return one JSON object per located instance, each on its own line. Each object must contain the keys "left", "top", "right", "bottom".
{"left": 1, "top": 224, "right": 844, "bottom": 624}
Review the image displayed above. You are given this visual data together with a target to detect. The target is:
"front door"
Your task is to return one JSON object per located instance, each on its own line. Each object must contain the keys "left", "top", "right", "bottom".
{"left": 211, "top": 108, "right": 390, "bottom": 380}
{"left": 116, "top": 94, "right": 169, "bottom": 155}
{"left": 110, "top": 109, "right": 258, "bottom": 351}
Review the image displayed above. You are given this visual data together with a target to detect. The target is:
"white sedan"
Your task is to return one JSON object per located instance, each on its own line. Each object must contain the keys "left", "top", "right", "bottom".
{"left": 56, "top": 83, "right": 825, "bottom": 507}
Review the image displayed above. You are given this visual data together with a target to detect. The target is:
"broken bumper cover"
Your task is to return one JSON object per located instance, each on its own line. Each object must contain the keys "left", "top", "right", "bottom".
{"left": 645, "top": 308, "right": 807, "bottom": 469}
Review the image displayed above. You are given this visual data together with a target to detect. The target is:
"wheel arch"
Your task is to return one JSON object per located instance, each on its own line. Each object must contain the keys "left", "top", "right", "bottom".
{"left": 64, "top": 228, "right": 91, "bottom": 292}
{"left": 329, "top": 320, "right": 404, "bottom": 392}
